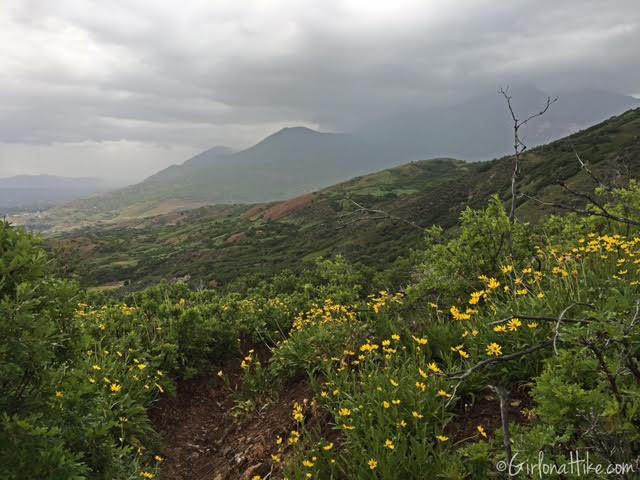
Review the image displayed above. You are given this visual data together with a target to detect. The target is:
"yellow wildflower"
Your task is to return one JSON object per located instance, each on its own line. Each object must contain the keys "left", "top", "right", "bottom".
{"left": 288, "top": 431, "right": 300, "bottom": 445}
{"left": 552, "top": 267, "right": 569, "bottom": 278}
{"left": 486, "top": 343, "right": 503, "bottom": 357}
{"left": 292, "top": 402, "right": 304, "bottom": 423}
{"left": 450, "top": 306, "right": 471, "bottom": 321}
{"left": 427, "top": 362, "right": 442, "bottom": 374}
{"left": 437, "top": 390, "right": 452, "bottom": 398}
{"left": 412, "top": 335, "right": 429, "bottom": 345}
{"left": 469, "top": 291, "right": 485, "bottom": 305}
{"left": 507, "top": 318, "right": 522, "bottom": 331}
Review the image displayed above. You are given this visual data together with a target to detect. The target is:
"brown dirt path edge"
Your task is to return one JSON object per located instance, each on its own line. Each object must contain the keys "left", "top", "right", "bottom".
{"left": 149, "top": 371, "right": 312, "bottom": 480}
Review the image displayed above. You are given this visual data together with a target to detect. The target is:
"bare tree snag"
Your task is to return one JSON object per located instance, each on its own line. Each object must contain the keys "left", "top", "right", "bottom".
{"left": 489, "top": 385, "right": 514, "bottom": 477}
{"left": 499, "top": 87, "right": 557, "bottom": 223}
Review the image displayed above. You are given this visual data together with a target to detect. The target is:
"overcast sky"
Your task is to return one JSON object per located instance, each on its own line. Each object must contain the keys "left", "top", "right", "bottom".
{"left": 0, "top": 0, "right": 639, "bottom": 182}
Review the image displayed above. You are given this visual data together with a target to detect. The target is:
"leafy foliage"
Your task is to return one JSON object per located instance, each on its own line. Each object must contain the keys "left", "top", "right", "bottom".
{"left": 3, "top": 109, "right": 640, "bottom": 479}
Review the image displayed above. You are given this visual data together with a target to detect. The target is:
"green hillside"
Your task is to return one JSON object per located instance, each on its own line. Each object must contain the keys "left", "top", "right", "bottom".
{"left": 28, "top": 89, "right": 637, "bottom": 230}
{"left": 40, "top": 128, "right": 387, "bottom": 227}
{"left": 50, "top": 109, "right": 640, "bottom": 289}
{"left": 6, "top": 119, "right": 640, "bottom": 478}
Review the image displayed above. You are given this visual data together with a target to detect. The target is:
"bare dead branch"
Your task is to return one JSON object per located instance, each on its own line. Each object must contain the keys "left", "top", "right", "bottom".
{"left": 520, "top": 96, "right": 557, "bottom": 127}
{"left": 447, "top": 341, "right": 552, "bottom": 381}
{"left": 569, "top": 141, "right": 612, "bottom": 193}
{"left": 584, "top": 339, "right": 623, "bottom": 404}
{"left": 627, "top": 300, "right": 640, "bottom": 333}
{"left": 489, "top": 314, "right": 585, "bottom": 326}
{"left": 520, "top": 193, "right": 640, "bottom": 227}
{"left": 488, "top": 385, "right": 513, "bottom": 475}
{"left": 553, "top": 303, "right": 577, "bottom": 355}
{"left": 338, "top": 199, "right": 424, "bottom": 231}
{"left": 499, "top": 87, "right": 557, "bottom": 223}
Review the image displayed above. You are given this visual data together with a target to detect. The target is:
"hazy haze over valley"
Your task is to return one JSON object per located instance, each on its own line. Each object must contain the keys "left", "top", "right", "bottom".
{"left": 1, "top": 0, "right": 639, "bottom": 184}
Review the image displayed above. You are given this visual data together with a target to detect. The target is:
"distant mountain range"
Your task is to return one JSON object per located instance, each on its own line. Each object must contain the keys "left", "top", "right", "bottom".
{"left": 0, "top": 175, "right": 120, "bottom": 213}
{"left": 50, "top": 108, "right": 640, "bottom": 288}
{"left": 27, "top": 86, "right": 640, "bottom": 226}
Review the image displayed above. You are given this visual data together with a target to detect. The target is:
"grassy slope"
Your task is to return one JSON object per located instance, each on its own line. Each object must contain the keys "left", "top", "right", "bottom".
{"left": 38, "top": 128, "right": 384, "bottom": 227}
{"left": 51, "top": 109, "right": 640, "bottom": 289}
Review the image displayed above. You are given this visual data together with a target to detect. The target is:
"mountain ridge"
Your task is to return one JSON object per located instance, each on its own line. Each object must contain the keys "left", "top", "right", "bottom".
{"left": 24, "top": 88, "right": 640, "bottom": 229}
{"left": 48, "top": 108, "right": 640, "bottom": 289}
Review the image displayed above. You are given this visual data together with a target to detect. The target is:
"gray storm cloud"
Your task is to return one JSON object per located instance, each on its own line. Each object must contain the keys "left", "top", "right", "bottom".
{"left": 0, "top": 0, "right": 638, "bottom": 181}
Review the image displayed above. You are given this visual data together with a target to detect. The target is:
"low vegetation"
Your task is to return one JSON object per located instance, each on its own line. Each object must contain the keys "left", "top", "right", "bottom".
{"left": 2, "top": 110, "right": 640, "bottom": 478}
{"left": 3, "top": 173, "right": 640, "bottom": 478}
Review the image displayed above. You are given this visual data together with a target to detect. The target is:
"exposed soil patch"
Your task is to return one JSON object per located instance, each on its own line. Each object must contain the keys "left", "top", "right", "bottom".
{"left": 260, "top": 193, "right": 316, "bottom": 222}
{"left": 150, "top": 360, "right": 314, "bottom": 480}
{"left": 224, "top": 231, "right": 249, "bottom": 245}
{"left": 447, "top": 385, "right": 534, "bottom": 442}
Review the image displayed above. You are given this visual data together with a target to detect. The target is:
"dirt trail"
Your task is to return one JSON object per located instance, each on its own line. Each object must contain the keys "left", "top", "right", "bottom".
{"left": 149, "top": 355, "right": 531, "bottom": 479}
{"left": 150, "top": 368, "right": 312, "bottom": 480}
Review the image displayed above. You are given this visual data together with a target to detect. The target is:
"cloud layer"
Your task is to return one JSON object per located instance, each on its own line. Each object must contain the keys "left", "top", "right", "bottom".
{"left": 1, "top": 0, "right": 639, "bottom": 180}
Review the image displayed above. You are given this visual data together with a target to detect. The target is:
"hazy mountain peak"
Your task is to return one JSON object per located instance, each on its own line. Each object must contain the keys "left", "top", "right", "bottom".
{"left": 261, "top": 126, "right": 324, "bottom": 143}
{"left": 275, "top": 126, "right": 320, "bottom": 135}
{"left": 181, "top": 145, "right": 234, "bottom": 168}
